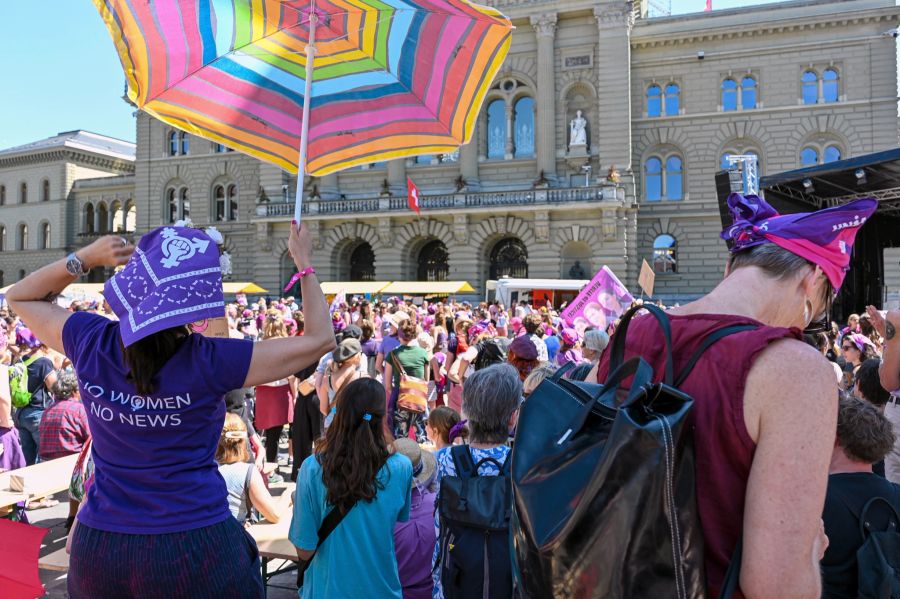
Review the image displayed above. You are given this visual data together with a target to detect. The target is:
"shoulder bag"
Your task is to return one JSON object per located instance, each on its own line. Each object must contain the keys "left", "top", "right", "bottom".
{"left": 297, "top": 501, "right": 357, "bottom": 589}
{"left": 392, "top": 352, "right": 428, "bottom": 413}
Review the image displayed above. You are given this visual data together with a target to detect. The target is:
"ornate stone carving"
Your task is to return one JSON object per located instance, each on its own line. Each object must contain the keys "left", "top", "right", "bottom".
{"left": 307, "top": 220, "right": 323, "bottom": 250}
{"left": 378, "top": 217, "right": 392, "bottom": 246}
{"left": 594, "top": 4, "right": 632, "bottom": 30}
{"left": 453, "top": 214, "right": 468, "bottom": 244}
{"left": 530, "top": 13, "right": 557, "bottom": 38}
{"left": 534, "top": 210, "right": 550, "bottom": 243}
{"left": 569, "top": 110, "right": 588, "bottom": 147}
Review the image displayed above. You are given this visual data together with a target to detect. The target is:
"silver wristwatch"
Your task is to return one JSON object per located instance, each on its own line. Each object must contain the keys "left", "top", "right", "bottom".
{"left": 65, "top": 252, "right": 88, "bottom": 277}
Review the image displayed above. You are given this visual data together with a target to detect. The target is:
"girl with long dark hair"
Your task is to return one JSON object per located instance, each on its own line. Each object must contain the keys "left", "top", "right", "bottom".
{"left": 290, "top": 377, "right": 412, "bottom": 598}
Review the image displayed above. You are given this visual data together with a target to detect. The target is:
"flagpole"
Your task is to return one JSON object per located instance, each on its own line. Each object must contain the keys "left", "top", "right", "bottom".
{"left": 295, "top": 6, "right": 318, "bottom": 224}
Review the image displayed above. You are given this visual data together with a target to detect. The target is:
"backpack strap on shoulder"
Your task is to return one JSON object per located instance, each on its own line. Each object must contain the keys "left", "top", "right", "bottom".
{"left": 675, "top": 324, "right": 758, "bottom": 387}
{"left": 550, "top": 361, "right": 576, "bottom": 382}
{"left": 451, "top": 444, "right": 477, "bottom": 479}
{"left": 608, "top": 304, "right": 675, "bottom": 385}
{"left": 858, "top": 496, "right": 900, "bottom": 540}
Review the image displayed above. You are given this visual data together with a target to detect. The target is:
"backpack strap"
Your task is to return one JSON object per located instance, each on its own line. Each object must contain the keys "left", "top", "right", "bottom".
{"left": 717, "top": 537, "right": 742, "bottom": 599}
{"left": 450, "top": 444, "right": 477, "bottom": 479}
{"left": 674, "top": 324, "right": 758, "bottom": 387}
{"left": 608, "top": 304, "right": 675, "bottom": 385}
{"left": 550, "top": 361, "right": 576, "bottom": 382}
{"left": 858, "top": 496, "right": 900, "bottom": 540}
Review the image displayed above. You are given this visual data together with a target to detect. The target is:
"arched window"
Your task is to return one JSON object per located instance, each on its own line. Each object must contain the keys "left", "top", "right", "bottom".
{"left": 0, "top": 226, "right": 6, "bottom": 251}
{"left": 645, "top": 157, "right": 662, "bottom": 201}
{"left": 41, "top": 179, "right": 50, "bottom": 202}
{"left": 0, "top": 185, "right": 5, "bottom": 205}
{"left": 40, "top": 222, "right": 50, "bottom": 250}
{"left": 647, "top": 84, "right": 662, "bottom": 118}
{"left": 180, "top": 188, "right": 191, "bottom": 219}
{"left": 722, "top": 79, "right": 738, "bottom": 112}
{"left": 228, "top": 185, "right": 238, "bottom": 221}
{"left": 823, "top": 69, "right": 839, "bottom": 103}
{"left": 20, "top": 182, "right": 27, "bottom": 204}
{"left": 417, "top": 240, "right": 449, "bottom": 282}
{"left": 802, "top": 71, "right": 818, "bottom": 105}
{"left": 666, "top": 156, "right": 683, "bottom": 201}
{"left": 800, "top": 147, "right": 819, "bottom": 168}
{"left": 514, "top": 97, "right": 535, "bottom": 158}
{"left": 653, "top": 234, "right": 677, "bottom": 274}
{"left": 720, "top": 152, "right": 733, "bottom": 171}
{"left": 167, "top": 188, "right": 178, "bottom": 223}
{"left": 179, "top": 132, "right": 189, "bottom": 155}
{"left": 486, "top": 99, "right": 506, "bottom": 160}
{"left": 824, "top": 145, "right": 842, "bottom": 163}
{"left": 97, "top": 203, "right": 109, "bottom": 234}
{"left": 169, "top": 131, "right": 178, "bottom": 156}
{"left": 214, "top": 185, "right": 226, "bottom": 221}
{"left": 489, "top": 237, "right": 528, "bottom": 279}
{"left": 350, "top": 243, "right": 376, "bottom": 282}
{"left": 741, "top": 76, "right": 757, "bottom": 110}
{"left": 84, "top": 203, "right": 95, "bottom": 234}
{"left": 111, "top": 201, "right": 124, "bottom": 232}
{"left": 664, "top": 83, "right": 680, "bottom": 116}
{"left": 17, "top": 224, "right": 28, "bottom": 250}
{"left": 125, "top": 202, "right": 137, "bottom": 232}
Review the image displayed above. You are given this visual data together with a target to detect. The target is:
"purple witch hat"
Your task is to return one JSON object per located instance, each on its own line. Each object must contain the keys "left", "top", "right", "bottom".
{"left": 720, "top": 193, "right": 877, "bottom": 289}
{"left": 105, "top": 227, "right": 224, "bottom": 347}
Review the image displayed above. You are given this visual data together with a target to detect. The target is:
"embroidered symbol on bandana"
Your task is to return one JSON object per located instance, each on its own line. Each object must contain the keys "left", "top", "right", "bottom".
{"left": 159, "top": 228, "right": 210, "bottom": 269}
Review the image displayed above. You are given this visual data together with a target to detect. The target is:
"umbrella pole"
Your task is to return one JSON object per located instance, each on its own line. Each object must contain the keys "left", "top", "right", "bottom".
{"left": 294, "top": 10, "right": 318, "bottom": 223}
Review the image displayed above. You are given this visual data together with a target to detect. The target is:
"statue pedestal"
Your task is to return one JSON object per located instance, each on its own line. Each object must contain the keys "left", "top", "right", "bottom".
{"left": 565, "top": 145, "right": 589, "bottom": 170}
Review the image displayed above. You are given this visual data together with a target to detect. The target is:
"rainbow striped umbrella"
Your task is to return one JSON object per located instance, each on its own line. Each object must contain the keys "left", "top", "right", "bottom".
{"left": 93, "top": 0, "right": 512, "bottom": 220}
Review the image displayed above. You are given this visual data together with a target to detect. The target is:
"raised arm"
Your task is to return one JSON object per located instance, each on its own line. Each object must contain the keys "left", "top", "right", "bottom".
{"left": 740, "top": 339, "right": 836, "bottom": 599}
{"left": 866, "top": 306, "right": 899, "bottom": 391}
{"left": 244, "top": 223, "right": 336, "bottom": 388}
{"left": 6, "top": 236, "right": 133, "bottom": 353}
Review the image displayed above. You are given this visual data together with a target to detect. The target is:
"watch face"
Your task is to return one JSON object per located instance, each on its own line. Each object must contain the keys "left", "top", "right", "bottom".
{"left": 66, "top": 255, "right": 84, "bottom": 276}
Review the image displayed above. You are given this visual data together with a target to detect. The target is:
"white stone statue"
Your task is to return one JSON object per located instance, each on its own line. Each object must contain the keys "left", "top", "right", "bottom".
{"left": 569, "top": 110, "right": 587, "bottom": 147}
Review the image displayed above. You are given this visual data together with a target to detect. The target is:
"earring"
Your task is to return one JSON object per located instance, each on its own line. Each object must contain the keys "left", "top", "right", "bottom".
{"left": 803, "top": 299, "right": 813, "bottom": 326}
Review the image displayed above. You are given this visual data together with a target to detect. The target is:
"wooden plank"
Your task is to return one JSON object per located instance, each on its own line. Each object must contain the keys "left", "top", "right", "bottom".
{"left": 0, "top": 491, "right": 27, "bottom": 510}
{"left": 249, "top": 518, "right": 297, "bottom": 562}
{"left": 38, "top": 547, "right": 70, "bottom": 573}
{"left": 6, "top": 454, "right": 78, "bottom": 497}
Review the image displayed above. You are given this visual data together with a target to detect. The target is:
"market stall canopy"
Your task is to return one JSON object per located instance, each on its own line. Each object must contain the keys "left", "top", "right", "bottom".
{"left": 222, "top": 282, "right": 268, "bottom": 294}
{"left": 320, "top": 282, "right": 390, "bottom": 295}
{"left": 380, "top": 281, "right": 475, "bottom": 295}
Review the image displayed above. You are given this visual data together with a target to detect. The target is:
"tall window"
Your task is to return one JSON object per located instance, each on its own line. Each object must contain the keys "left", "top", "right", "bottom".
{"left": 822, "top": 69, "right": 839, "bottom": 103}
{"left": 213, "top": 142, "right": 227, "bottom": 153}
{"left": 0, "top": 185, "right": 5, "bottom": 205}
{"left": 722, "top": 79, "right": 738, "bottom": 112}
{"left": 20, "top": 182, "right": 27, "bottom": 204}
{"left": 214, "top": 183, "right": 238, "bottom": 221}
{"left": 800, "top": 147, "right": 819, "bottom": 167}
{"left": 180, "top": 188, "right": 190, "bottom": 219}
{"left": 0, "top": 226, "right": 5, "bottom": 251}
{"left": 653, "top": 234, "right": 677, "bottom": 274}
{"left": 41, "top": 179, "right": 50, "bottom": 202}
{"left": 17, "top": 224, "right": 27, "bottom": 250}
{"left": 823, "top": 145, "right": 842, "bottom": 163}
{"left": 169, "top": 131, "right": 179, "bottom": 156}
{"left": 741, "top": 76, "right": 757, "bottom": 110}
{"left": 180, "top": 132, "right": 189, "bottom": 155}
{"left": 666, "top": 156, "right": 683, "bottom": 200}
{"left": 125, "top": 202, "right": 137, "bottom": 232}
{"left": 84, "top": 203, "right": 95, "bottom": 234}
{"left": 489, "top": 238, "right": 528, "bottom": 279}
{"left": 802, "top": 70, "right": 819, "bottom": 105}
{"left": 97, "top": 203, "right": 109, "bottom": 234}
{"left": 514, "top": 97, "right": 534, "bottom": 158}
{"left": 486, "top": 99, "right": 506, "bottom": 159}
{"left": 664, "top": 83, "right": 680, "bottom": 116}
{"left": 647, "top": 84, "right": 662, "bottom": 117}
{"left": 645, "top": 157, "right": 662, "bottom": 201}
{"left": 417, "top": 240, "right": 449, "bottom": 282}
{"left": 40, "top": 223, "right": 50, "bottom": 250}
{"left": 0, "top": 271, "right": 3, "bottom": 287}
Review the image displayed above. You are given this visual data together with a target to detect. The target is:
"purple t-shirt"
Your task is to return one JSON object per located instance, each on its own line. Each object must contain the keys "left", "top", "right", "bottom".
{"left": 393, "top": 486, "right": 436, "bottom": 599}
{"left": 62, "top": 312, "right": 253, "bottom": 534}
{"left": 378, "top": 334, "right": 402, "bottom": 358}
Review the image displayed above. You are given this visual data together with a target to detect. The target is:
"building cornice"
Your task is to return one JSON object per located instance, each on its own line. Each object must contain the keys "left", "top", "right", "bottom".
{"left": 631, "top": 8, "right": 899, "bottom": 49}
{"left": 0, "top": 149, "right": 135, "bottom": 174}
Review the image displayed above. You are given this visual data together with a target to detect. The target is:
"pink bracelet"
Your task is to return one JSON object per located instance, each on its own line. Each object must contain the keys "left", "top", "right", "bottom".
{"left": 283, "top": 267, "right": 316, "bottom": 292}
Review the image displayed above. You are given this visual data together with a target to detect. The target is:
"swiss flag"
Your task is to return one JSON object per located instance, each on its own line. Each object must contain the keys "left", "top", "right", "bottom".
{"left": 407, "top": 177, "right": 421, "bottom": 214}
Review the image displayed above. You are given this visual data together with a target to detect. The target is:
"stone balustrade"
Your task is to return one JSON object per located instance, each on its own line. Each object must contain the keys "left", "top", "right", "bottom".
{"left": 254, "top": 185, "right": 625, "bottom": 219}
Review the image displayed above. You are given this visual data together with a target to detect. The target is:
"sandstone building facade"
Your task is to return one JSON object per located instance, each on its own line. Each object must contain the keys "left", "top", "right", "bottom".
{"left": 4, "top": 0, "right": 899, "bottom": 301}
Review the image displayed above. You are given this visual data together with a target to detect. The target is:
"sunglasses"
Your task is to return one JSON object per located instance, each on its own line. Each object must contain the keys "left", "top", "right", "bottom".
{"left": 841, "top": 345, "right": 856, "bottom": 351}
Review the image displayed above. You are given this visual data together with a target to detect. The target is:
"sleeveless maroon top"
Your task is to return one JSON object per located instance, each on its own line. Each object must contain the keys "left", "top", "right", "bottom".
{"left": 596, "top": 312, "right": 800, "bottom": 597}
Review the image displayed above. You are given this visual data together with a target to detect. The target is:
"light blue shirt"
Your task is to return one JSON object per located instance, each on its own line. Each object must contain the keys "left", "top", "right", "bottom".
{"left": 290, "top": 453, "right": 412, "bottom": 599}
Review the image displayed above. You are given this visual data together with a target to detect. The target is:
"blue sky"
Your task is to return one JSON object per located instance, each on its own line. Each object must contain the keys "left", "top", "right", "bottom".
{"left": 0, "top": 0, "right": 824, "bottom": 150}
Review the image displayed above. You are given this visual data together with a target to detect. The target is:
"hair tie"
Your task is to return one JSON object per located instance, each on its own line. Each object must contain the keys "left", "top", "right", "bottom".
{"left": 223, "top": 430, "right": 247, "bottom": 440}
{"left": 362, "top": 413, "right": 372, "bottom": 422}
{"left": 448, "top": 419, "right": 468, "bottom": 442}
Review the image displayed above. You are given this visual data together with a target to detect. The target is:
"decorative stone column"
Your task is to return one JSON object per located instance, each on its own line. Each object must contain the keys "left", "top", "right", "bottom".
{"left": 460, "top": 140, "right": 480, "bottom": 190}
{"left": 594, "top": 4, "right": 633, "bottom": 172}
{"left": 319, "top": 173, "right": 339, "bottom": 200}
{"left": 387, "top": 159, "right": 406, "bottom": 196}
{"left": 530, "top": 13, "right": 558, "bottom": 183}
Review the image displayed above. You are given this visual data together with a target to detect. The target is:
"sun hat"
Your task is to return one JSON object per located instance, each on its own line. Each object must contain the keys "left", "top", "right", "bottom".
{"left": 333, "top": 338, "right": 362, "bottom": 363}
{"left": 720, "top": 193, "right": 877, "bottom": 289}
{"left": 105, "top": 226, "right": 224, "bottom": 347}
{"left": 392, "top": 438, "right": 436, "bottom": 487}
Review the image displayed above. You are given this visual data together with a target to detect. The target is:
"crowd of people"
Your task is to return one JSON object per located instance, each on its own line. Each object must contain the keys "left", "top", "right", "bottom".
{"left": 0, "top": 194, "right": 898, "bottom": 598}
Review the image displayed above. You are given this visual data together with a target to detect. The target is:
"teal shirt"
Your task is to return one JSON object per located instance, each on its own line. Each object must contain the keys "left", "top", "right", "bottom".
{"left": 290, "top": 453, "right": 413, "bottom": 599}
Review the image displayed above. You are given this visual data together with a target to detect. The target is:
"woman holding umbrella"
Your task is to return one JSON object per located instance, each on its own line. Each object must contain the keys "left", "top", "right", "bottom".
{"left": 7, "top": 222, "right": 334, "bottom": 598}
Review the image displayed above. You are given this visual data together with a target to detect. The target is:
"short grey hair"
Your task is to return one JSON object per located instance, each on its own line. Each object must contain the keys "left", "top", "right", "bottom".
{"left": 583, "top": 329, "right": 610, "bottom": 353}
{"left": 462, "top": 363, "right": 522, "bottom": 444}
{"left": 52, "top": 371, "right": 80, "bottom": 401}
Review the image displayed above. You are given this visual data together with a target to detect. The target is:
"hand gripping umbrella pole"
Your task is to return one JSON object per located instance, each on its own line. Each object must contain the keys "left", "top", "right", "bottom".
{"left": 295, "top": 7, "right": 318, "bottom": 224}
